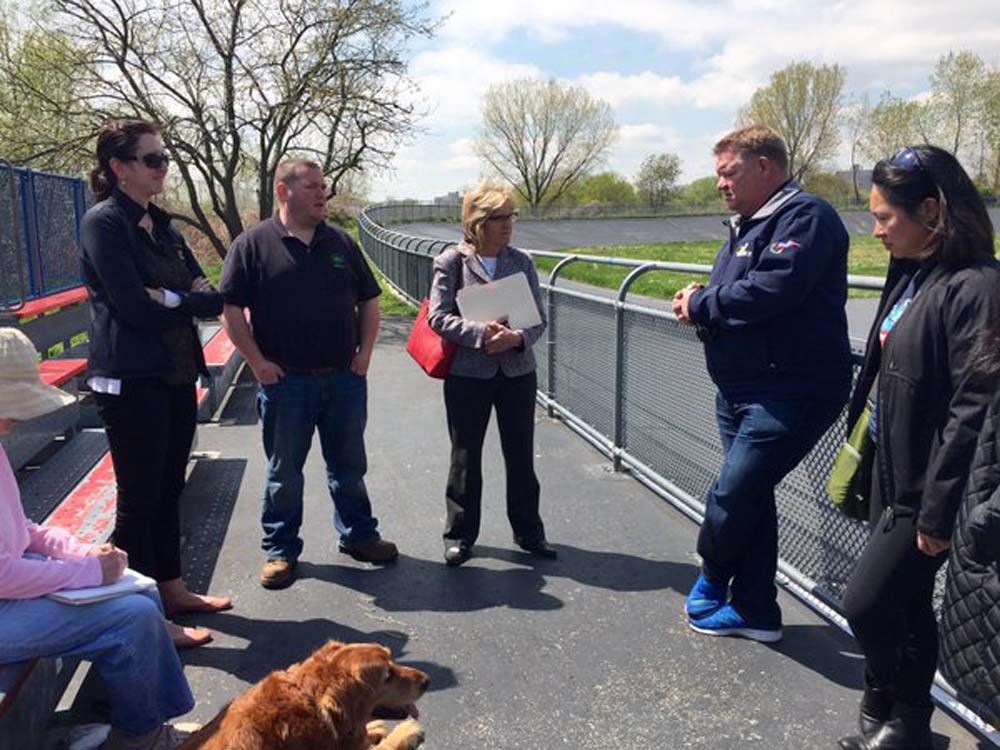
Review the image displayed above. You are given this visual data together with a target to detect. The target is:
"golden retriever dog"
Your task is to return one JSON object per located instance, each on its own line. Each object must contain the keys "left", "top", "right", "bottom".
{"left": 179, "top": 641, "right": 428, "bottom": 750}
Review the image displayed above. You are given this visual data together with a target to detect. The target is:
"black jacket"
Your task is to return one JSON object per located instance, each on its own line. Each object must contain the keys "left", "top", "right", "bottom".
{"left": 846, "top": 256, "right": 1000, "bottom": 538}
{"left": 80, "top": 188, "right": 221, "bottom": 379}
{"left": 688, "top": 182, "right": 852, "bottom": 401}
{"left": 938, "top": 395, "right": 1000, "bottom": 729}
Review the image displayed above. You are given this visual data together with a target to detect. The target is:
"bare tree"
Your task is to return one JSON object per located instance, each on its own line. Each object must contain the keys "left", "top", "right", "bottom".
{"left": 841, "top": 93, "right": 870, "bottom": 204}
{"left": 738, "top": 61, "right": 845, "bottom": 181}
{"left": 476, "top": 78, "right": 617, "bottom": 209}
{"left": 634, "top": 152, "right": 681, "bottom": 207}
{"left": 44, "top": 0, "right": 434, "bottom": 258}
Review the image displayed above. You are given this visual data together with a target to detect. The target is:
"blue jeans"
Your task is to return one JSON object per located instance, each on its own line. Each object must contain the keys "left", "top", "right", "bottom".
{"left": 257, "top": 370, "right": 380, "bottom": 561}
{"left": 696, "top": 393, "right": 843, "bottom": 626}
{"left": 0, "top": 589, "right": 193, "bottom": 736}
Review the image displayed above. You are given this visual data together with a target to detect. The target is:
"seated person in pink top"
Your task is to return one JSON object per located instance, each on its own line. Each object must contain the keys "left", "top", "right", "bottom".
{"left": 0, "top": 328, "right": 194, "bottom": 750}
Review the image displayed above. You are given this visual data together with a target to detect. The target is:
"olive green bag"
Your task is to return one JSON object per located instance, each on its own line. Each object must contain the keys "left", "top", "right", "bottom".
{"left": 826, "top": 405, "right": 873, "bottom": 521}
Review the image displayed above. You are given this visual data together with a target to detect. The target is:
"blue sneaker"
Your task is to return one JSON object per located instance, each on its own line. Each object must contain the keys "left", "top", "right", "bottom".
{"left": 688, "top": 604, "right": 782, "bottom": 643}
{"left": 685, "top": 574, "right": 728, "bottom": 619}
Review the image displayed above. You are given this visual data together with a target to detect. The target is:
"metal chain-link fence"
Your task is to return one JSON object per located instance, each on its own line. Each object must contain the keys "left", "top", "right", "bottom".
{"left": 358, "top": 201, "right": 996, "bottom": 739}
{"left": 0, "top": 164, "right": 89, "bottom": 304}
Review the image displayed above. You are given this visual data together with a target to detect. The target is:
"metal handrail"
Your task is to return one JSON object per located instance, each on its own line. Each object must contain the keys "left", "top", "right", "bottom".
{"left": 0, "top": 159, "right": 27, "bottom": 313}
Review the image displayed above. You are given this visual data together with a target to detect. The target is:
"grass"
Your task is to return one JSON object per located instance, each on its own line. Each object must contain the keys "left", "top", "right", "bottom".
{"left": 532, "top": 235, "right": 890, "bottom": 301}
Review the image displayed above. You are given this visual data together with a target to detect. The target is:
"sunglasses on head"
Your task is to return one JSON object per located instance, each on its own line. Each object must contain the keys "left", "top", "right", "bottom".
{"left": 125, "top": 151, "right": 171, "bottom": 169}
{"left": 888, "top": 146, "right": 923, "bottom": 171}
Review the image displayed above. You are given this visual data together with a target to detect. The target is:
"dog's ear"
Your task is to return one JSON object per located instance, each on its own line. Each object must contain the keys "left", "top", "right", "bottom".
{"left": 342, "top": 644, "right": 393, "bottom": 686}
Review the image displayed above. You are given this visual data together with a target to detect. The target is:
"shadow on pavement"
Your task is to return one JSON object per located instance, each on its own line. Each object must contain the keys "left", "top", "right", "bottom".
{"left": 297, "top": 542, "right": 699, "bottom": 613}
{"left": 180, "top": 612, "right": 457, "bottom": 691}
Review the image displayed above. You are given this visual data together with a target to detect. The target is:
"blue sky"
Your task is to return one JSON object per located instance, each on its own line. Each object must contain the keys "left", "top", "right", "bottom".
{"left": 369, "top": 0, "right": 1000, "bottom": 201}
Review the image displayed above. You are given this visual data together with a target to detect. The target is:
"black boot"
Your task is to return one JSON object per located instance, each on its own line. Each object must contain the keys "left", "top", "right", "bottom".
{"left": 838, "top": 682, "right": 895, "bottom": 750}
{"left": 859, "top": 703, "right": 934, "bottom": 750}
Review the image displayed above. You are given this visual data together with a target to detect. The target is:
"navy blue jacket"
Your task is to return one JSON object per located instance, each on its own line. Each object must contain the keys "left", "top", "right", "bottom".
{"left": 688, "top": 181, "right": 852, "bottom": 401}
{"left": 80, "top": 188, "right": 221, "bottom": 379}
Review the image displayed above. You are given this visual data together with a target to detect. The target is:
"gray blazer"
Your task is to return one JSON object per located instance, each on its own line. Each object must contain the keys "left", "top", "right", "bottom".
{"left": 427, "top": 241, "right": 546, "bottom": 379}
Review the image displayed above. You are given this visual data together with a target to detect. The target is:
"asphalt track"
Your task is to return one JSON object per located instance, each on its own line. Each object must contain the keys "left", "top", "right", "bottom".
{"left": 397, "top": 208, "right": 1000, "bottom": 248}
{"left": 66, "top": 320, "right": 981, "bottom": 750}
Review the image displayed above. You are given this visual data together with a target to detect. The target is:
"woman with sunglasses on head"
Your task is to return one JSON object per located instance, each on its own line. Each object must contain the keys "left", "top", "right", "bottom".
{"left": 80, "top": 119, "right": 232, "bottom": 649}
{"left": 426, "top": 180, "right": 553, "bottom": 567}
{"left": 838, "top": 145, "right": 999, "bottom": 750}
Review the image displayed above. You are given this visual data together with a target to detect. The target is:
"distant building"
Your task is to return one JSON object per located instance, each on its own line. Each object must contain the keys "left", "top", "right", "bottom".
{"left": 433, "top": 191, "right": 462, "bottom": 205}
{"left": 837, "top": 168, "right": 873, "bottom": 194}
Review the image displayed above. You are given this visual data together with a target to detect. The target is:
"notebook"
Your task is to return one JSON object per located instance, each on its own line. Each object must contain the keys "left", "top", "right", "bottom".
{"left": 47, "top": 568, "right": 157, "bottom": 605}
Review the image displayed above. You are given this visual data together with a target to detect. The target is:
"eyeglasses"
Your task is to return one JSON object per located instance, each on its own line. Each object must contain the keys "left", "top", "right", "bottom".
{"left": 486, "top": 211, "right": 518, "bottom": 224}
{"left": 888, "top": 147, "right": 923, "bottom": 171}
{"left": 125, "top": 152, "right": 171, "bottom": 169}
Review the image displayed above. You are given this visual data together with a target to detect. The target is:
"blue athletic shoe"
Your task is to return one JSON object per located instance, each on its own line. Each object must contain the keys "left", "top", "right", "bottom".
{"left": 685, "top": 574, "right": 728, "bottom": 619}
{"left": 688, "top": 604, "right": 782, "bottom": 643}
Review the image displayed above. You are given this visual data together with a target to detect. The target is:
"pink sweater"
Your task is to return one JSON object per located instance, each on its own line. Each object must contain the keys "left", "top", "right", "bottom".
{"left": 0, "top": 446, "right": 102, "bottom": 599}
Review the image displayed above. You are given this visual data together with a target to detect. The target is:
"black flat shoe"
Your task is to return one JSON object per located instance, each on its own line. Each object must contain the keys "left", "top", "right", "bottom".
{"left": 515, "top": 537, "right": 557, "bottom": 559}
{"left": 444, "top": 542, "right": 472, "bottom": 567}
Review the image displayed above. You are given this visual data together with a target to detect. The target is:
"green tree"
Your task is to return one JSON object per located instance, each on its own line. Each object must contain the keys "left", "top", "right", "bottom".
{"left": 930, "top": 50, "right": 988, "bottom": 156}
{"left": 679, "top": 176, "right": 726, "bottom": 210}
{"left": 860, "top": 90, "right": 928, "bottom": 164}
{"left": 476, "top": 77, "right": 617, "bottom": 208}
{"left": 802, "top": 172, "right": 851, "bottom": 206}
{"left": 738, "top": 61, "right": 846, "bottom": 180}
{"left": 635, "top": 152, "right": 681, "bottom": 207}
{"left": 0, "top": 9, "right": 96, "bottom": 173}
{"left": 571, "top": 171, "right": 636, "bottom": 206}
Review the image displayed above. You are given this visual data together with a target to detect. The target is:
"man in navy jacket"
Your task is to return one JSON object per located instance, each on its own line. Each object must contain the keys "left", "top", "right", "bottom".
{"left": 673, "top": 126, "right": 851, "bottom": 642}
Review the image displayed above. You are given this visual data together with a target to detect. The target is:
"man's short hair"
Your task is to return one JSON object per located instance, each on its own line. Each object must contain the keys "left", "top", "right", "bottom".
{"left": 714, "top": 126, "right": 789, "bottom": 174}
{"left": 275, "top": 159, "right": 323, "bottom": 189}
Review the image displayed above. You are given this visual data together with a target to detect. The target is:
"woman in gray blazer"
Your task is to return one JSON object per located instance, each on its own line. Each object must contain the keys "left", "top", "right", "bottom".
{"left": 427, "top": 181, "right": 553, "bottom": 567}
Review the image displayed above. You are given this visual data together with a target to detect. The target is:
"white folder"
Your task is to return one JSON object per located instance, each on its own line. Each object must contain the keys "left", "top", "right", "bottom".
{"left": 455, "top": 272, "right": 542, "bottom": 329}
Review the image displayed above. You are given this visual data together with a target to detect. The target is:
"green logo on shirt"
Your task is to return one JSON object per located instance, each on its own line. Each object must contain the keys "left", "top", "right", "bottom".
{"left": 330, "top": 252, "right": 345, "bottom": 268}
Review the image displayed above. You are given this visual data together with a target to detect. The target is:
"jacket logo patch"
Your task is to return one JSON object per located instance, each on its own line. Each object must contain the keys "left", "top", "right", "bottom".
{"left": 770, "top": 239, "right": 800, "bottom": 254}
{"left": 330, "top": 252, "right": 346, "bottom": 267}
{"left": 735, "top": 242, "right": 751, "bottom": 257}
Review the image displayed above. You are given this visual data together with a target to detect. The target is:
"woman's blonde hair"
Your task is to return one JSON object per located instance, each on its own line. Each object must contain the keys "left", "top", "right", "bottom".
{"left": 462, "top": 180, "right": 512, "bottom": 248}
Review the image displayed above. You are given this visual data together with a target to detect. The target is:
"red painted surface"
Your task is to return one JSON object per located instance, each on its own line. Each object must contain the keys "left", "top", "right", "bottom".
{"left": 38, "top": 359, "right": 87, "bottom": 387}
{"left": 196, "top": 386, "right": 209, "bottom": 406}
{"left": 45, "top": 453, "right": 117, "bottom": 545}
{"left": 203, "top": 327, "right": 236, "bottom": 367}
{"left": 16, "top": 286, "right": 89, "bottom": 319}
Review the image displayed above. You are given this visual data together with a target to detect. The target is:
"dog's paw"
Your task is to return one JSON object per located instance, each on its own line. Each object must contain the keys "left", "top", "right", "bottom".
{"left": 381, "top": 719, "right": 424, "bottom": 749}
{"left": 366, "top": 719, "right": 389, "bottom": 743}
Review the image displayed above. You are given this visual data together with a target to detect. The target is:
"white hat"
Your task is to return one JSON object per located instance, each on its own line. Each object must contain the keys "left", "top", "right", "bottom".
{"left": 0, "top": 328, "right": 76, "bottom": 421}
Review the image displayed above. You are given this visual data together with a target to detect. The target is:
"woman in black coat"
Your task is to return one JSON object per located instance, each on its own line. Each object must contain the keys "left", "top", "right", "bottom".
{"left": 938, "top": 315, "right": 1000, "bottom": 730}
{"left": 80, "top": 119, "right": 232, "bottom": 648}
{"left": 837, "top": 145, "right": 999, "bottom": 750}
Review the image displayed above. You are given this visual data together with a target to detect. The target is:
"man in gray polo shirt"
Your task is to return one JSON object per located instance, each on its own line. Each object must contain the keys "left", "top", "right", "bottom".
{"left": 220, "top": 159, "right": 397, "bottom": 590}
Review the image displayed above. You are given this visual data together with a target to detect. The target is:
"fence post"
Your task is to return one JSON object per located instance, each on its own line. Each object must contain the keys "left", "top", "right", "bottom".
{"left": 612, "top": 263, "right": 657, "bottom": 472}
{"left": 545, "top": 255, "right": 578, "bottom": 419}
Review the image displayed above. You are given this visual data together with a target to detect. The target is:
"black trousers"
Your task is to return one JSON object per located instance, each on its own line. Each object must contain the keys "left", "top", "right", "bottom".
{"left": 95, "top": 379, "right": 197, "bottom": 582}
{"left": 442, "top": 371, "right": 544, "bottom": 545}
{"left": 842, "top": 504, "right": 946, "bottom": 709}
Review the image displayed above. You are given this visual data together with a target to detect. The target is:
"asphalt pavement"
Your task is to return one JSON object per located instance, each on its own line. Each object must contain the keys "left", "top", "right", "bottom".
{"left": 139, "top": 319, "right": 982, "bottom": 750}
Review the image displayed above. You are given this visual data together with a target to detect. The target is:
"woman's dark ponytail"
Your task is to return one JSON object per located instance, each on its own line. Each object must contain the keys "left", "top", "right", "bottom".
{"left": 89, "top": 119, "right": 158, "bottom": 201}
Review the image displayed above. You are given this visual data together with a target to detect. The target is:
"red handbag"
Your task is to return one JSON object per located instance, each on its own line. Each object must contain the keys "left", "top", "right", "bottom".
{"left": 406, "top": 298, "right": 456, "bottom": 379}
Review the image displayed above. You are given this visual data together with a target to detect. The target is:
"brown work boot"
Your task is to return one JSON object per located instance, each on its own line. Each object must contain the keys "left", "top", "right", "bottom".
{"left": 260, "top": 559, "right": 296, "bottom": 589}
{"left": 340, "top": 539, "right": 399, "bottom": 564}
